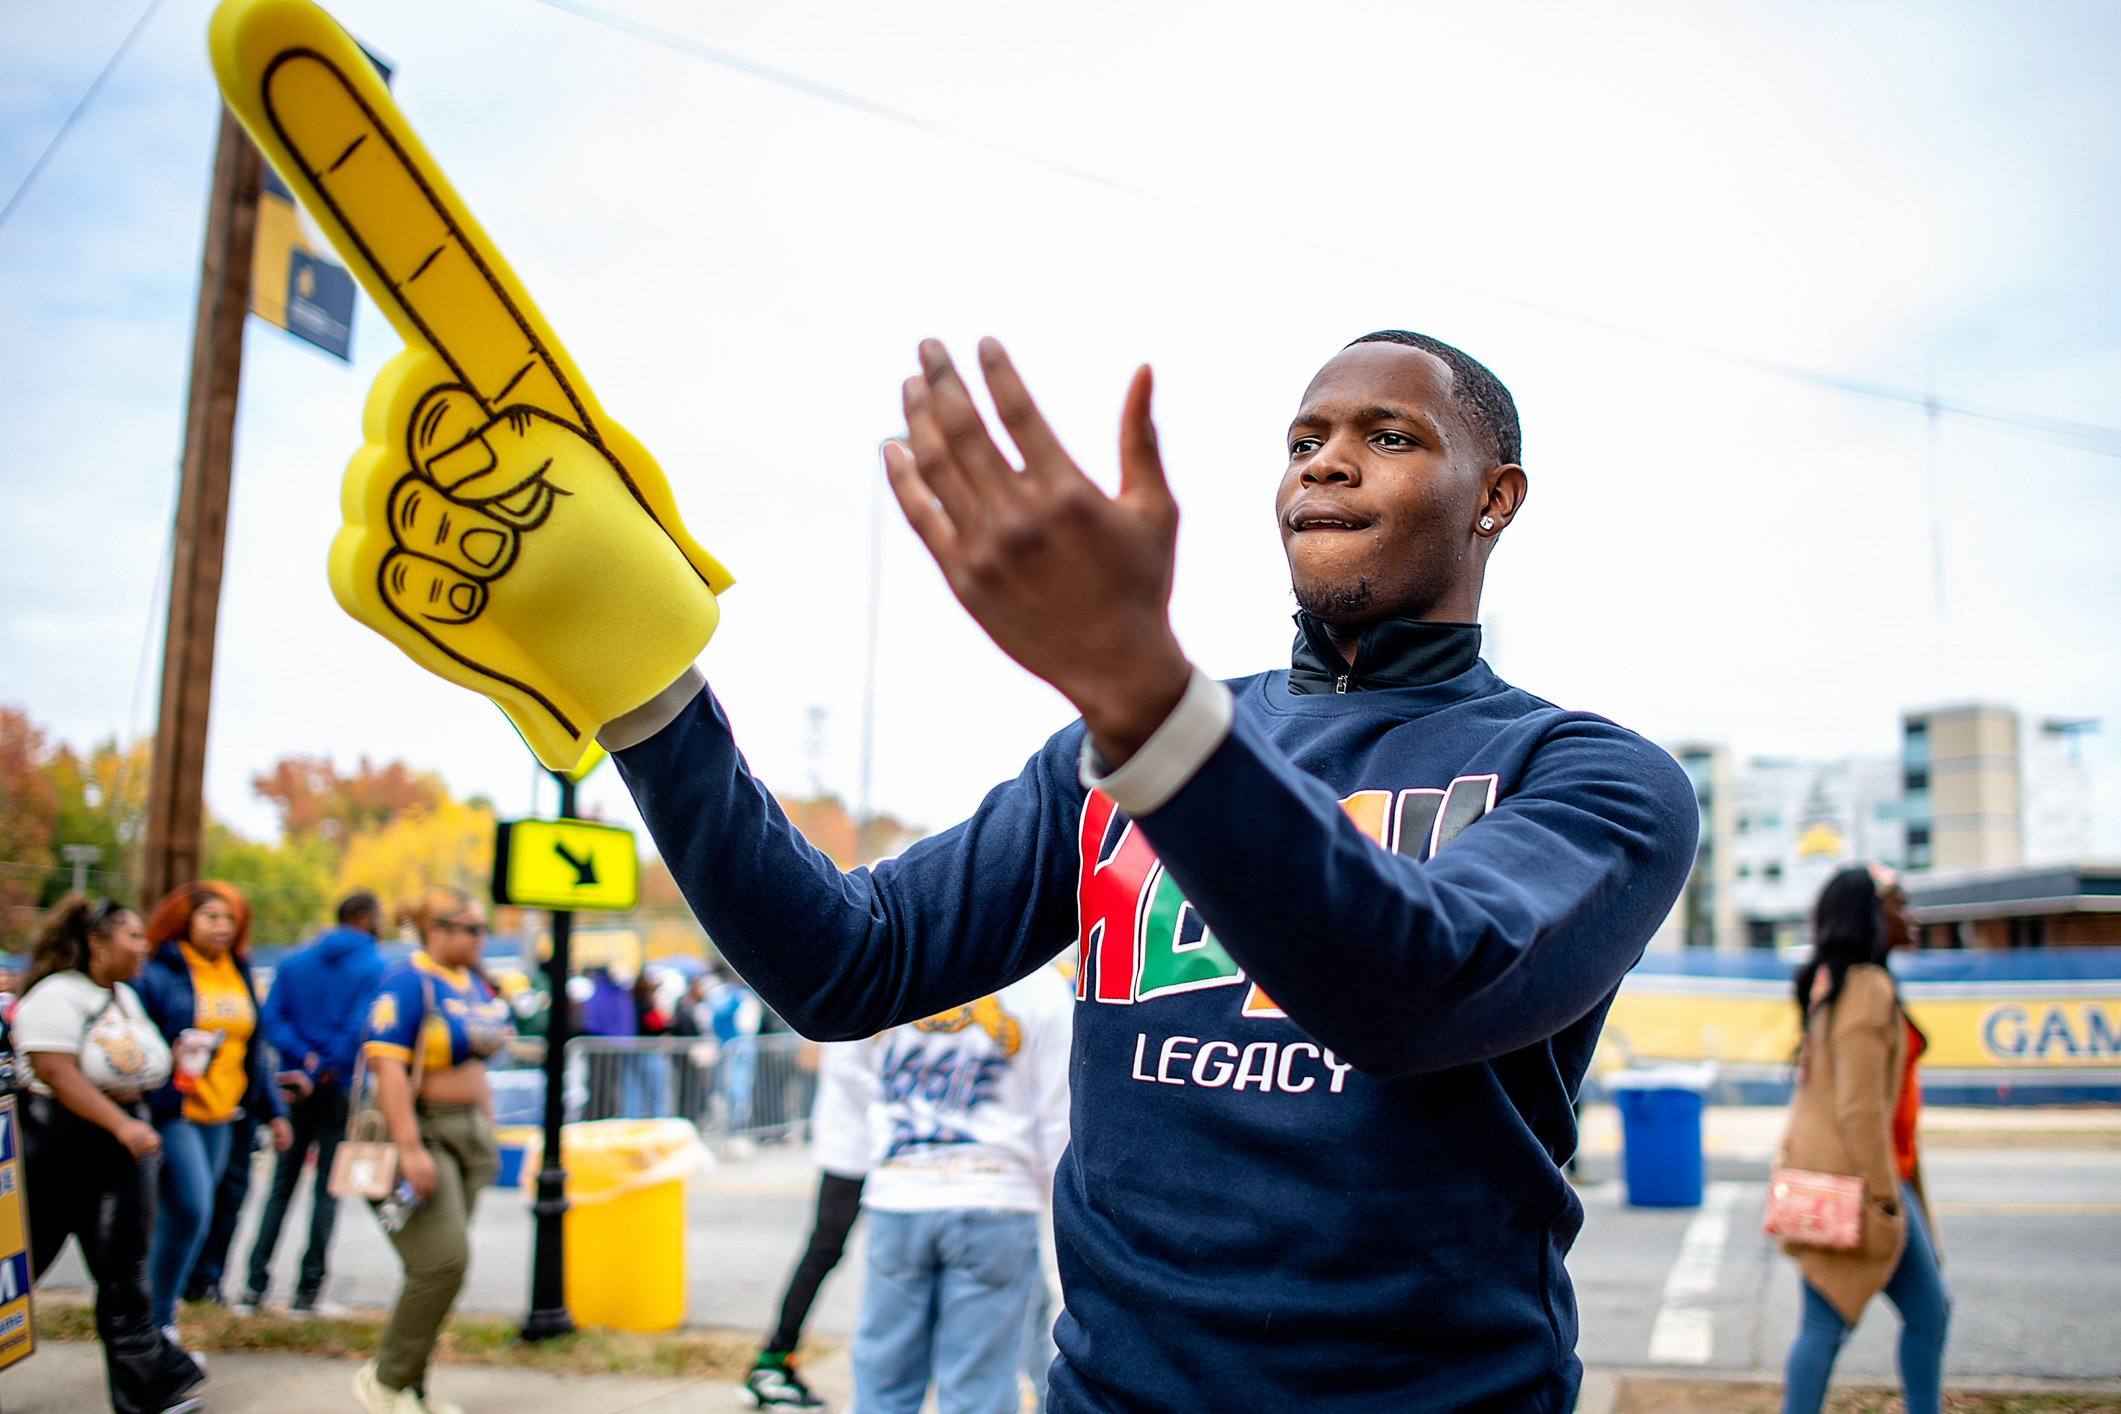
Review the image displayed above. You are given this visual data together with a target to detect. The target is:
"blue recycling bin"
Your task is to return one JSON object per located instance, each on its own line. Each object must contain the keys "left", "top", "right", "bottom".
{"left": 1609, "top": 1066, "right": 1711, "bottom": 1207}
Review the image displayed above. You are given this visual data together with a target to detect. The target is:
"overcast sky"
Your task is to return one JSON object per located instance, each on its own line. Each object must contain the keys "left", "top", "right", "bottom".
{"left": 4, "top": 0, "right": 2118, "bottom": 852}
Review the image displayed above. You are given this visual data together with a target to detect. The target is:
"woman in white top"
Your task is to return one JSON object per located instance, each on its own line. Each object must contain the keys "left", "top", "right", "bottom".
{"left": 14, "top": 895, "right": 207, "bottom": 1414}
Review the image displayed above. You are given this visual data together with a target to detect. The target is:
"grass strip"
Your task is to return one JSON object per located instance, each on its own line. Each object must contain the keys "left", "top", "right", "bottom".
{"left": 34, "top": 1298, "right": 831, "bottom": 1381}
{"left": 1617, "top": 1380, "right": 2120, "bottom": 1414}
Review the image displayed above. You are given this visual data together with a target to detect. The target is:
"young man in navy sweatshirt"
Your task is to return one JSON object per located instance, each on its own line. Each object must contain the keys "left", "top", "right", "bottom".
{"left": 604, "top": 332, "right": 1697, "bottom": 1413}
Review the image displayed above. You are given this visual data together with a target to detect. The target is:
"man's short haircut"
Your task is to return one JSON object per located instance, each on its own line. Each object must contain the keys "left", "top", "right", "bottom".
{"left": 1346, "top": 330, "right": 1521, "bottom": 468}
{"left": 338, "top": 890, "right": 381, "bottom": 925}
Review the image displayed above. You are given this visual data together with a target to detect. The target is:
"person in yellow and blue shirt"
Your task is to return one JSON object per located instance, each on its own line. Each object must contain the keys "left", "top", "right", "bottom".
{"left": 351, "top": 887, "right": 513, "bottom": 1414}
{"left": 134, "top": 882, "right": 290, "bottom": 1347}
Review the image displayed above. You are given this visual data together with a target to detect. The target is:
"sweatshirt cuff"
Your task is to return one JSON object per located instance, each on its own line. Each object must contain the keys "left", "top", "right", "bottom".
{"left": 598, "top": 664, "right": 707, "bottom": 752}
{"left": 1077, "top": 666, "right": 1233, "bottom": 817}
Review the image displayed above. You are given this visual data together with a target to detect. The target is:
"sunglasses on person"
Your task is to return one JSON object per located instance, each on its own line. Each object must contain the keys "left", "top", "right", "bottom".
{"left": 433, "top": 916, "right": 489, "bottom": 939}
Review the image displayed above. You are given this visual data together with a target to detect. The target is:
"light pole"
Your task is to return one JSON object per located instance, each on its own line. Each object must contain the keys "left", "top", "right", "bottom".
{"left": 521, "top": 764, "right": 578, "bottom": 1342}
{"left": 60, "top": 844, "right": 103, "bottom": 896}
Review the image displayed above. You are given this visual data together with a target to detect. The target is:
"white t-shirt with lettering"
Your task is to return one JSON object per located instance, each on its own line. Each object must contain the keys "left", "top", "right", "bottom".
{"left": 849, "top": 965, "right": 1074, "bottom": 1215}
{"left": 13, "top": 971, "right": 173, "bottom": 1098}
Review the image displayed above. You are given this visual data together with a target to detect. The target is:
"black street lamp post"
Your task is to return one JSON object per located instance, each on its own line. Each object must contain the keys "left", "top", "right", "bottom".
{"left": 521, "top": 767, "right": 578, "bottom": 1342}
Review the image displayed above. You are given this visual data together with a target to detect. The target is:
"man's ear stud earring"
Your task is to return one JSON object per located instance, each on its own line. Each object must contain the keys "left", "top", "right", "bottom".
{"left": 1480, "top": 516, "right": 1495, "bottom": 531}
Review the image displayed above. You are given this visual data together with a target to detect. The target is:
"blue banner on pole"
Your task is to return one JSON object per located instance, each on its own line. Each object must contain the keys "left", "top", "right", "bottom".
{"left": 250, "top": 160, "right": 358, "bottom": 360}
{"left": 285, "top": 248, "right": 355, "bottom": 359}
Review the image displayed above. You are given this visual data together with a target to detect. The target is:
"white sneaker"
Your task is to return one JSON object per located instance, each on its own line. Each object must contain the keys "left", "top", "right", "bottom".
{"left": 351, "top": 1361, "right": 419, "bottom": 1414}
{"left": 353, "top": 1360, "right": 465, "bottom": 1414}
{"left": 161, "top": 1326, "right": 206, "bottom": 1376}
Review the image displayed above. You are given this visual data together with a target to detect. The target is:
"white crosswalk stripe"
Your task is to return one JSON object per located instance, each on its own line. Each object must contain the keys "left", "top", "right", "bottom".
{"left": 1646, "top": 1181, "right": 1744, "bottom": 1364}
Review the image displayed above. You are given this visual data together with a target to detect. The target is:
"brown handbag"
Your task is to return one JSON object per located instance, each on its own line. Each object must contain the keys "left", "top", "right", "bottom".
{"left": 328, "top": 973, "right": 433, "bottom": 1200}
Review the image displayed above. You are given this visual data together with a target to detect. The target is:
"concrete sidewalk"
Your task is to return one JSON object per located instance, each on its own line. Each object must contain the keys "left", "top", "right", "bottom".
{"left": 0, "top": 1340, "right": 854, "bottom": 1413}
{"left": 13, "top": 1106, "right": 2114, "bottom": 1411}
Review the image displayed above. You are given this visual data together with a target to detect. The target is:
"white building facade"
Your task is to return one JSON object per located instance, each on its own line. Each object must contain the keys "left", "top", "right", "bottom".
{"left": 1653, "top": 706, "right": 2097, "bottom": 952}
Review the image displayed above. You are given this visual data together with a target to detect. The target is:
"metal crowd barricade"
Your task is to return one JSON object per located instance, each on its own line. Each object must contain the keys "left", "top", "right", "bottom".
{"left": 564, "top": 1033, "right": 818, "bottom": 1143}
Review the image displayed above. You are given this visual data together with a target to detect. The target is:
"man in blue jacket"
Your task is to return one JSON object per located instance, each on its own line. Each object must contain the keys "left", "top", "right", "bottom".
{"left": 237, "top": 891, "right": 386, "bottom": 1315}
{"left": 598, "top": 332, "right": 1697, "bottom": 1412}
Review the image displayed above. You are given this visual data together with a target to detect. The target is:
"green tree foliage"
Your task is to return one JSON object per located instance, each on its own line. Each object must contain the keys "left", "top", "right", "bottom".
{"left": 0, "top": 707, "right": 59, "bottom": 948}
{"left": 252, "top": 755, "right": 442, "bottom": 845}
{"left": 201, "top": 821, "right": 339, "bottom": 945}
{"left": 39, "top": 736, "right": 152, "bottom": 898}
{"left": 0, "top": 704, "right": 481, "bottom": 948}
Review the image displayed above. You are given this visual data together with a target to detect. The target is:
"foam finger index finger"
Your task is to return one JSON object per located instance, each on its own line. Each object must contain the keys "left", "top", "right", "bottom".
{"left": 212, "top": 0, "right": 581, "bottom": 427}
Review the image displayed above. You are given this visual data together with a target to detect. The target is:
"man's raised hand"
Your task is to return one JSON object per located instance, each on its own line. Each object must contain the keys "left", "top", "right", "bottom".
{"left": 884, "top": 338, "right": 1192, "bottom": 766}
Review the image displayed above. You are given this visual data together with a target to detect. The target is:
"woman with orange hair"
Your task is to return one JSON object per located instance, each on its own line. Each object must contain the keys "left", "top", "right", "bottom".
{"left": 133, "top": 883, "right": 290, "bottom": 1345}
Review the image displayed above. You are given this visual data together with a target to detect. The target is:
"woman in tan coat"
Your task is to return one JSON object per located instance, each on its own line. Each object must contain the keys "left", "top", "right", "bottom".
{"left": 1778, "top": 866, "right": 1949, "bottom": 1414}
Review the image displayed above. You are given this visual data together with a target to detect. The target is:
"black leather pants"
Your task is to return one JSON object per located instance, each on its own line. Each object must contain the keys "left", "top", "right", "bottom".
{"left": 24, "top": 1094, "right": 206, "bottom": 1414}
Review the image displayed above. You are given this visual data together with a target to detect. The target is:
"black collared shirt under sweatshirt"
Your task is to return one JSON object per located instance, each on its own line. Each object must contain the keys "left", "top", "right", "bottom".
{"left": 613, "top": 612, "right": 1696, "bottom": 1414}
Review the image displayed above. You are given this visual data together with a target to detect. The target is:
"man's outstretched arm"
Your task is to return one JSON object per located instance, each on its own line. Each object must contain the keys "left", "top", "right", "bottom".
{"left": 1105, "top": 696, "right": 1697, "bottom": 1076}
{"left": 607, "top": 676, "right": 1084, "bottom": 1041}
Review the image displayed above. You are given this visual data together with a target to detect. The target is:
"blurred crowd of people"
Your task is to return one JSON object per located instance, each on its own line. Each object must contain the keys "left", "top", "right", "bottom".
{"left": 6, "top": 880, "right": 515, "bottom": 1414}
{"left": 0, "top": 859, "right": 1952, "bottom": 1414}
{"left": 3, "top": 872, "right": 1071, "bottom": 1414}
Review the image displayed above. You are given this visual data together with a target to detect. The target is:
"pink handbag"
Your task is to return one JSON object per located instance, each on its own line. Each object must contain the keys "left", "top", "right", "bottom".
{"left": 1762, "top": 1166, "right": 1864, "bottom": 1249}
{"left": 1766, "top": 971, "right": 1866, "bottom": 1250}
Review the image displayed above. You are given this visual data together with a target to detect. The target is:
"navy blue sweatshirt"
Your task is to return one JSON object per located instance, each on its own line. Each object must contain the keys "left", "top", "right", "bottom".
{"left": 616, "top": 649, "right": 1695, "bottom": 1413}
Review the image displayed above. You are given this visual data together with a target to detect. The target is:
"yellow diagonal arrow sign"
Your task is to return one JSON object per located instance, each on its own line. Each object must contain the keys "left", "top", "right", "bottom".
{"left": 494, "top": 819, "right": 639, "bottom": 912}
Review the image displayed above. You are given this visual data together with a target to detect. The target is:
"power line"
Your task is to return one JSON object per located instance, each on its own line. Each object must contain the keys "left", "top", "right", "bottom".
{"left": 0, "top": 0, "right": 168, "bottom": 238}
{"left": 529, "top": 0, "right": 2121, "bottom": 460}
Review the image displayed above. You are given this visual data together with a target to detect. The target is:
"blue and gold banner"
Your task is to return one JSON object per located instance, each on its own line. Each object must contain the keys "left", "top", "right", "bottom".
{"left": 250, "top": 165, "right": 358, "bottom": 359}
{"left": 0, "top": 1096, "right": 35, "bottom": 1372}
{"left": 1603, "top": 948, "right": 2121, "bottom": 1105}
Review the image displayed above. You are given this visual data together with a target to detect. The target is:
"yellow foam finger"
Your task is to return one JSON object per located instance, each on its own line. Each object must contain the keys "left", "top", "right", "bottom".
{"left": 210, "top": 0, "right": 734, "bottom": 769}
{"left": 260, "top": 54, "right": 579, "bottom": 423}
{"left": 386, "top": 475, "right": 519, "bottom": 578}
{"left": 383, "top": 549, "right": 489, "bottom": 626}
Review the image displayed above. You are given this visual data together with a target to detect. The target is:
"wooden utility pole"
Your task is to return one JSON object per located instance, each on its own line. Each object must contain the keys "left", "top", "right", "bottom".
{"left": 140, "top": 108, "right": 261, "bottom": 908}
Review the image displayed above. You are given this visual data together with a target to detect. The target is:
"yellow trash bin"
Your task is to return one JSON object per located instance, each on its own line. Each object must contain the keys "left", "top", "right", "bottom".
{"left": 560, "top": 1118, "right": 710, "bottom": 1331}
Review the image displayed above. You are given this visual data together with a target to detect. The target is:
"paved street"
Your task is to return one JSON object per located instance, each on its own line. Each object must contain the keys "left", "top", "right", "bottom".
{"left": 1569, "top": 1109, "right": 2121, "bottom": 1383}
{"left": 19, "top": 1108, "right": 2121, "bottom": 1409}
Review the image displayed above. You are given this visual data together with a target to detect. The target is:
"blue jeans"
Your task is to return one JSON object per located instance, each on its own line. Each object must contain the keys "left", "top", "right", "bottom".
{"left": 620, "top": 1053, "right": 671, "bottom": 1118}
{"left": 1781, "top": 1182, "right": 1950, "bottom": 1414}
{"left": 149, "top": 1117, "right": 233, "bottom": 1327}
{"left": 186, "top": 1108, "right": 257, "bottom": 1299}
{"left": 719, "top": 1038, "right": 756, "bottom": 1130}
{"left": 853, "top": 1209, "right": 1042, "bottom": 1414}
